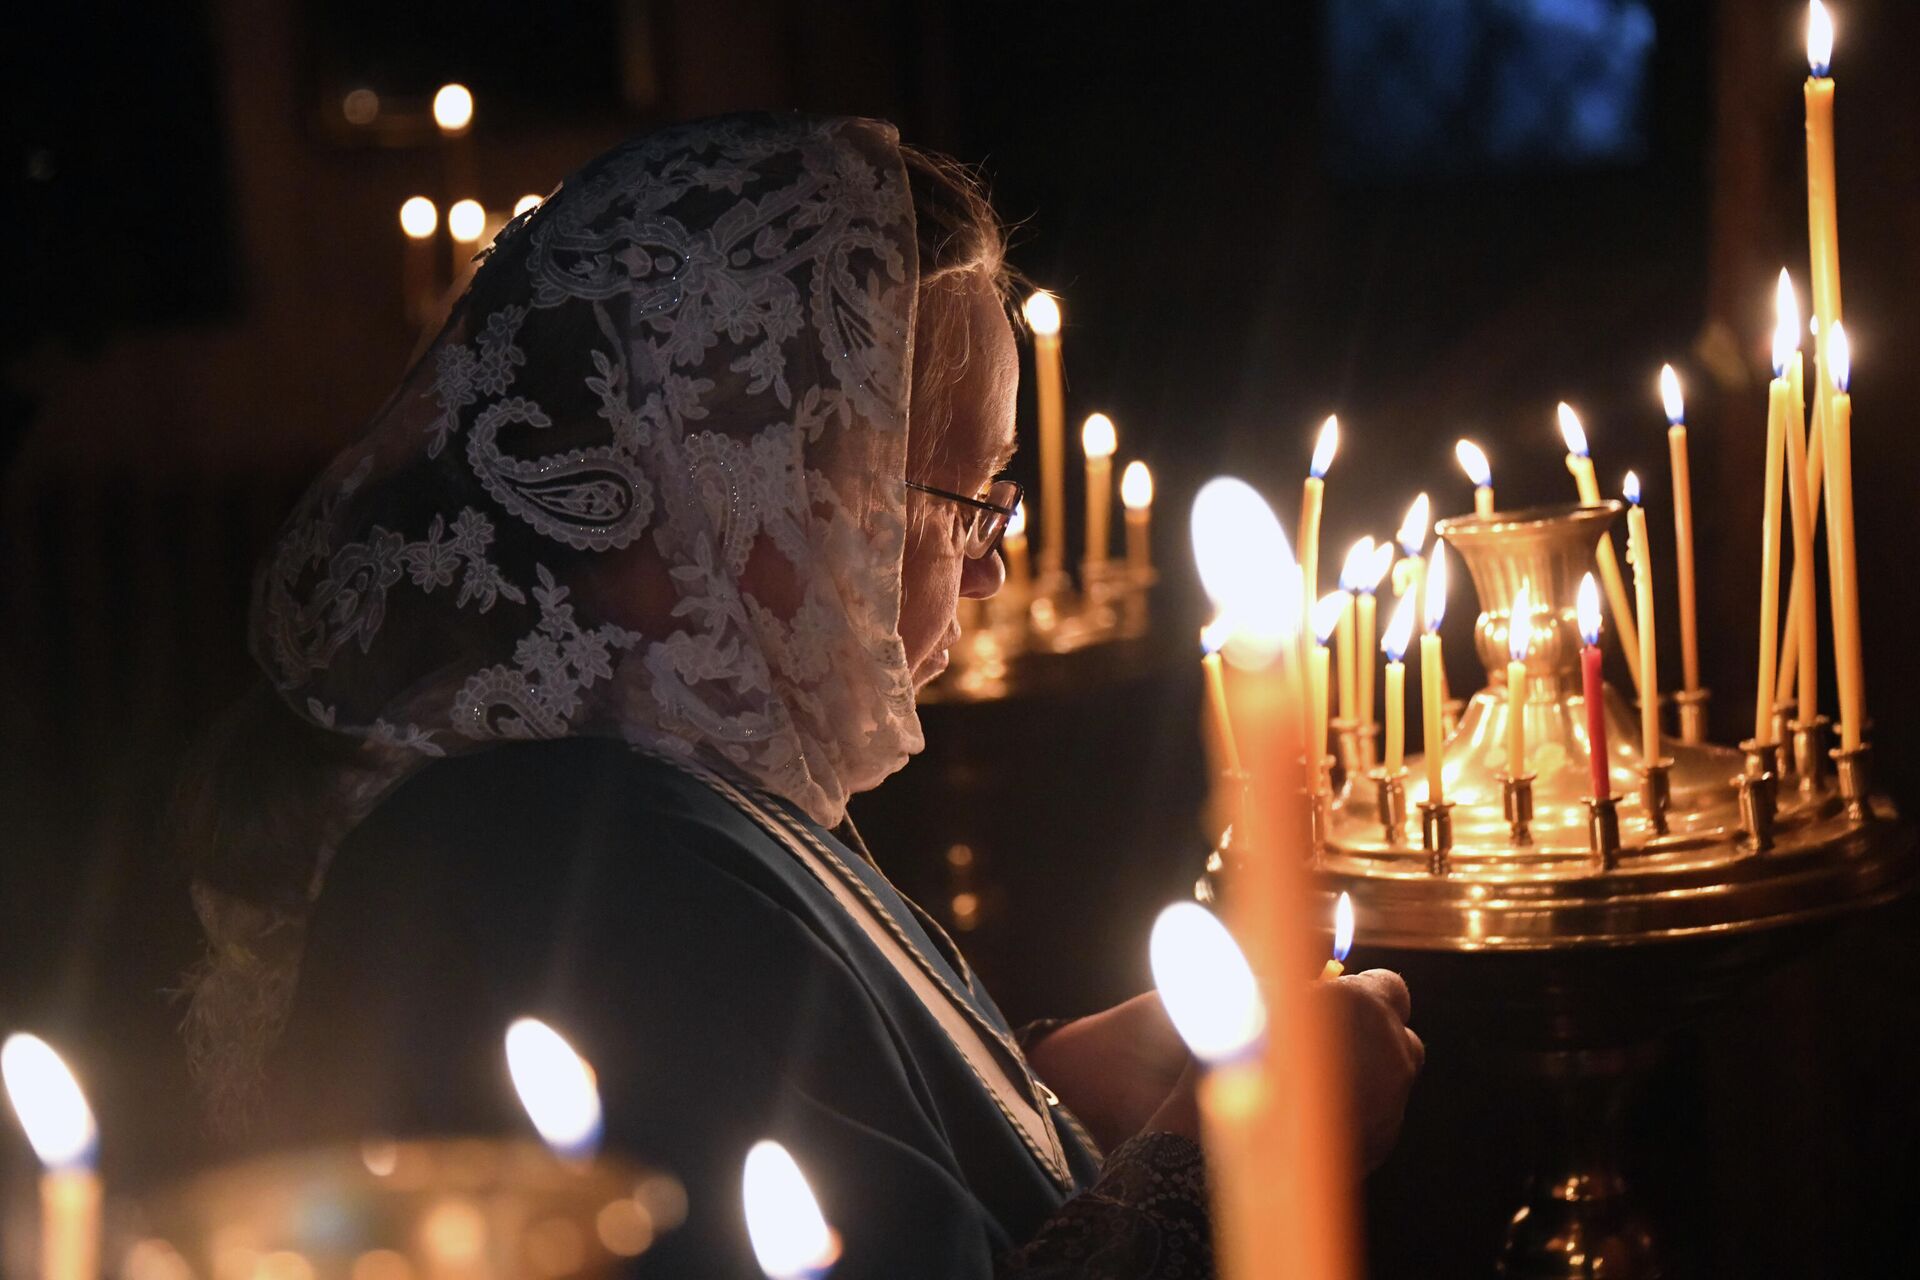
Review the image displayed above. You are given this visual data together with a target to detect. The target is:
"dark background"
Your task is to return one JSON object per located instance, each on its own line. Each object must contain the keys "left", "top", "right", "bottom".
{"left": 4, "top": 1, "right": 1918, "bottom": 1275}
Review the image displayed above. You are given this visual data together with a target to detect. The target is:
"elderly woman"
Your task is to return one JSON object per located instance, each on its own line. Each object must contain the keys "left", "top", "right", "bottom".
{"left": 179, "top": 114, "right": 1420, "bottom": 1277}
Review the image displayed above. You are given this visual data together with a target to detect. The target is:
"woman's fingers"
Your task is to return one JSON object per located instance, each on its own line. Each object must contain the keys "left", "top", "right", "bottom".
{"left": 1343, "top": 967, "right": 1412, "bottom": 1023}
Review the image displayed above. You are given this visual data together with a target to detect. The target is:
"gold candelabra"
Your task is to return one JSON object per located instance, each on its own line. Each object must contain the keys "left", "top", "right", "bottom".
{"left": 1295, "top": 500, "right": 1912, "bottom": 1278}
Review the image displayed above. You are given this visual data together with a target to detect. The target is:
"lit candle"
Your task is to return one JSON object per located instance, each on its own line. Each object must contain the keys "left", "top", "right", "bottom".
{"left": 1661, "top": 365, "right": 1702, "bottom": 700}
{"left": 1623, "top": 472, "right": 1660, "bottom": 764}
{"left": 1121, "top": 461, "right": 1154, "bottom": 580}
{"left": 1319, "top": 892, "right": 1355, "bottom": 981}
{"left": 1003, "top": 501, "right": 1031, "bottom": 595}
{"left": 433, "top": 83, "right": 477, "bottom": 214}
{"left": 1455, "top": 439, "right": 1494, "bottom": 516}
{"left": 432, "top": 83, "right": 474, "bottom": 135}
{"left": 1298, "top": 417, "right": 1339, "bottom": 740}
{"left": 744, "top": 1141, "right": 840, "bottom": 1280}
{"left": 1355, "top": 541, "right": 1394, "bottom": 758}
{"left": 399, "top": 196, "right": 439, "bottom": 327}
{"left": 448, "top": 197, "right": 486, "bottom": 280}
{"left": 1420, "top": 545, "right": 1450, "bottom": 803}
{"left": 1311, "top": 592, "right": 1347, "bottom": 765}
{"left": 504, "top": 1017, "right": 603, "bottom": 1162}
{"left": 1827, "top": 323, "right": 1864, "bottom": 751}
{"left": 1190, "top": 482, "right": 1356, "bottom": 1280}
{"left": 1334, "top": 538, "right": 1375, "bottom": 723}
{"left": 1381, "top": 589, "right": 1417, "bottom": 776}
{"left": 1200, "top": 617, "right": 1243, "bottom": 777}
{"left": 1300, "top": 415, "right": 1339, "bottom": 622}
{"left": 1081, "top": 413, "right": 1117, "bottom": 576}
{"left": 1393, "top": 494, "right": 1431, "bottom": 626}
{"left": 513, "top": 193, "right": 544, "bottom": 217}
{"left": 1578, "top": 574, "right": 1610, "bottom": 800}
{"left": 1805, "top": 3, "right": 1843, "bottom": 358}
{"left": 1149, "top": 903, "right": 1273, "bottom": 1280}
{"left": 1769, "top": 279, "right": 1819, "bottom": 729}
{"left": 2, "top": 1034, "right": 101, "bottom": 1280}
{"left": 1559, "top": 402, "right": 1642, "bottom": 694}
{"left": 1022, "top": 292, "right": 1067, "bottom": 581}
{"left": 1507, "top": 582, "right": 1533, "bottom": 777}
{"left": 1755, "top": 300, "right": 1794, "bottom": 745}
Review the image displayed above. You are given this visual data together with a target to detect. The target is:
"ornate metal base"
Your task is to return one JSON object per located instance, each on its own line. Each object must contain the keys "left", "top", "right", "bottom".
{"left": 1498, "top": 1047, "right": 1662, "bottom": 1280}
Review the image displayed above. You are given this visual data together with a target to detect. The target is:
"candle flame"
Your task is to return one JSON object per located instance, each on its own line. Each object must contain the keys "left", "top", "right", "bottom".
{"left": 1332, "top": 892, "right": 1355, "bottom": 964}
{"left": 1337, "top": 536, "right": 1377, "bottom": 592}
{"left": 1396, "top": 493, "right": 1431, "bottom": 557}
{"left": 1021, "top": 290, "right": 1061, "bottom": 337}
{"left": 1382, "top": 590, "right": 1417, "bottom": 663}
{"left": 1830, "top": 320, "right": 1852, "bottom": 392}
{"left": 399, "top": 196, "right": 438, "bottom": 240}
{"left": 432, "top": 83, "right": 474, "bottom": 132}
{"left": 1120, "top": 461, "right": 1153, "bottom": 510}
{"left": 1659, "top": 364, "right": 1685, "bottom": 425}
{"left": 448, "top": 199, "right": 486, "bottom": 244}
{"left": 1578, "top": 573, "right": 1603, "bottom": 646}
{"left": 1509, "top": 583, "right": 1534, "bottom": 662}
{"left": 1, "top": 1033, "right": 98, "bottom": 1169}
{"left": 1081, "top": 413, "right": 1117, "bottom": 459}
{"left": 1363, "top": 540, "right": 1395, "bottom": 594}
{"left": 1454, "top": 439, "right": 1491, "bottom": 489}
{"left": 1005, "top": 500, "right": 1026, "bottom": 539}
{"left": 504, "top": 1018, "right": 603, "bottom": 1160}
{"left": 1148, "top": 903, "right": 1266, "bottom": 1065}
{"left": 1312, "top": 591, "right": 1347, "bottom": 647}
{"left": 1424, "top": 545, "right": 1449, "bottom": 632}
{"left": 513, "top": 193, "right": 544, "bottom": 217}
{"left": 743, "top": 1141, "right": 839, "bottom": 1279}
{"left": 1190, "top": 478, "right": 1300, "bottom": 664}
{"left": 1200, "top": 614, "right": 1233, "bottom": 656}
{"left": 1623, "top": 470, "right": 1642, "bottom": 506}
{"left": 1310, "top": 415, "right": 1339, "bottom": 479}
{"left": 1557, "top": 402, "right": 1589, "bottom": 458}
{"left": 1773, "top": 269, "right": 1801, "bottom": 376}
{"left": 1809, "top": 0, "right": 1834, "bottom": 77}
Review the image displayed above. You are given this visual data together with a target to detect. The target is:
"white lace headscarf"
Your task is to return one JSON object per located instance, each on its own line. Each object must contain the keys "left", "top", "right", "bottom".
{"left": 255, "top": 113, "right": 924, "bottom": 828}
{"left": 186, "top": 114, "right": 1010, "bottom": 1131}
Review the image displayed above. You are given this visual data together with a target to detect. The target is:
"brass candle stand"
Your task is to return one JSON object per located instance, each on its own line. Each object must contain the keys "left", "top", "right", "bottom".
{"left": 1302, "top": 502, "right": 1915, "bottom": 1279}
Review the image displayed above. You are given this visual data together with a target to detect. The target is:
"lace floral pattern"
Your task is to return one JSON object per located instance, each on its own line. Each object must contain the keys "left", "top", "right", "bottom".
{"left": 252, "top": 114, "right": 924, "bottom": 828}
{"left": 999, "top": 1133, "right": 1215, "bottom": 1279}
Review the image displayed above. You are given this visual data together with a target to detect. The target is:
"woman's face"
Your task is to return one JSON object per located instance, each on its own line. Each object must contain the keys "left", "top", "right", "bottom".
{"left": 899, "top": 274, "right": 1017, "bottom": 688}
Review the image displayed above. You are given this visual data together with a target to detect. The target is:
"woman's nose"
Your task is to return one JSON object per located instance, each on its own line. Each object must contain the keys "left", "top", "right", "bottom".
{"left": 959, "top": 548, "right": 1006, "bottom": 600}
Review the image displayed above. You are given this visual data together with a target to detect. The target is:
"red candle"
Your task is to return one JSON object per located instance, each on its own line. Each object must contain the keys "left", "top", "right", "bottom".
{"left": 1577, "top": 573, "right": 1610, "bottom": 801}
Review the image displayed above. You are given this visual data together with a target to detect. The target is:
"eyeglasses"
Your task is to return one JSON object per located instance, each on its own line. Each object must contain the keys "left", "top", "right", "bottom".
{"left": 905, "top": 478, "right": 1024, "bottom": 559}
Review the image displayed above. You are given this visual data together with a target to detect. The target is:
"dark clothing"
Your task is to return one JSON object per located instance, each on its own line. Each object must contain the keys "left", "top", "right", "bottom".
{"left": 272, "top": 739, "right": 1210, "bottom": 1276}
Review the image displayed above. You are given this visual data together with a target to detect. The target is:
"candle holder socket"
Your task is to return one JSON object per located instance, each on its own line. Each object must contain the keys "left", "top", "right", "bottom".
{"left": 1420, "top": 800, "right": 1456, "bottom": 873}
{"left": 1831, "top": 744, "right": 1875, "bottom": 824}
{"left": 1371, "top": 767, "right": 1409, "bottom": 844}
{"left": 1311, "top": 764, "right": 1336, "bottom": 856}
{"left": 1740, "top": 738, "right": 1781, "bottom": 782}
{"left": 1640, "top": 758, "right": 1674, "bottom": 837}
{"left": 1355, "top": 722, "right": 1380, "bottom": 772}
{"left": 1585, "top": 796, "right": 1623, "bottom": 870}
{"left": 1790, "top": 716, "right": 1832, "bottom": 793}
{"left": 1734, "top": 768, "right": 1778, "bottom": 853}
{"left": 1331, "top": 717, "right": 1361, "bottom": 781}
{"left": 1770, "top": 702, "right": 1795, "bottom": 779}
{"left": 1501, "top": 772, "right": 1537, "bottom": 846}
{"left": 1672, "top": 687, "right": 1710, "bottom": 745}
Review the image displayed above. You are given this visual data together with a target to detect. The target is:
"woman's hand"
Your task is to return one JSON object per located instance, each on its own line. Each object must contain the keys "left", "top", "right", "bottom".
{"left": 1325, "top": 968, "right": 1424, "bottom": 1172}
{"left": 1026, "top": 992, "right": 1194, "bottom": 1150}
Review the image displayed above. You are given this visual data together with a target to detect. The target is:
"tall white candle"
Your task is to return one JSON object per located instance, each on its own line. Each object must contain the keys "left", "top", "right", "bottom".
{"left": 3, "top": 1035, "right": 101, "bottom": 1280}
{"left": 1023, "top": 292, "right": 1066, "bottom": 580}
{"left": 1082, "top": 413, "right": 1117, "bottom": 576}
